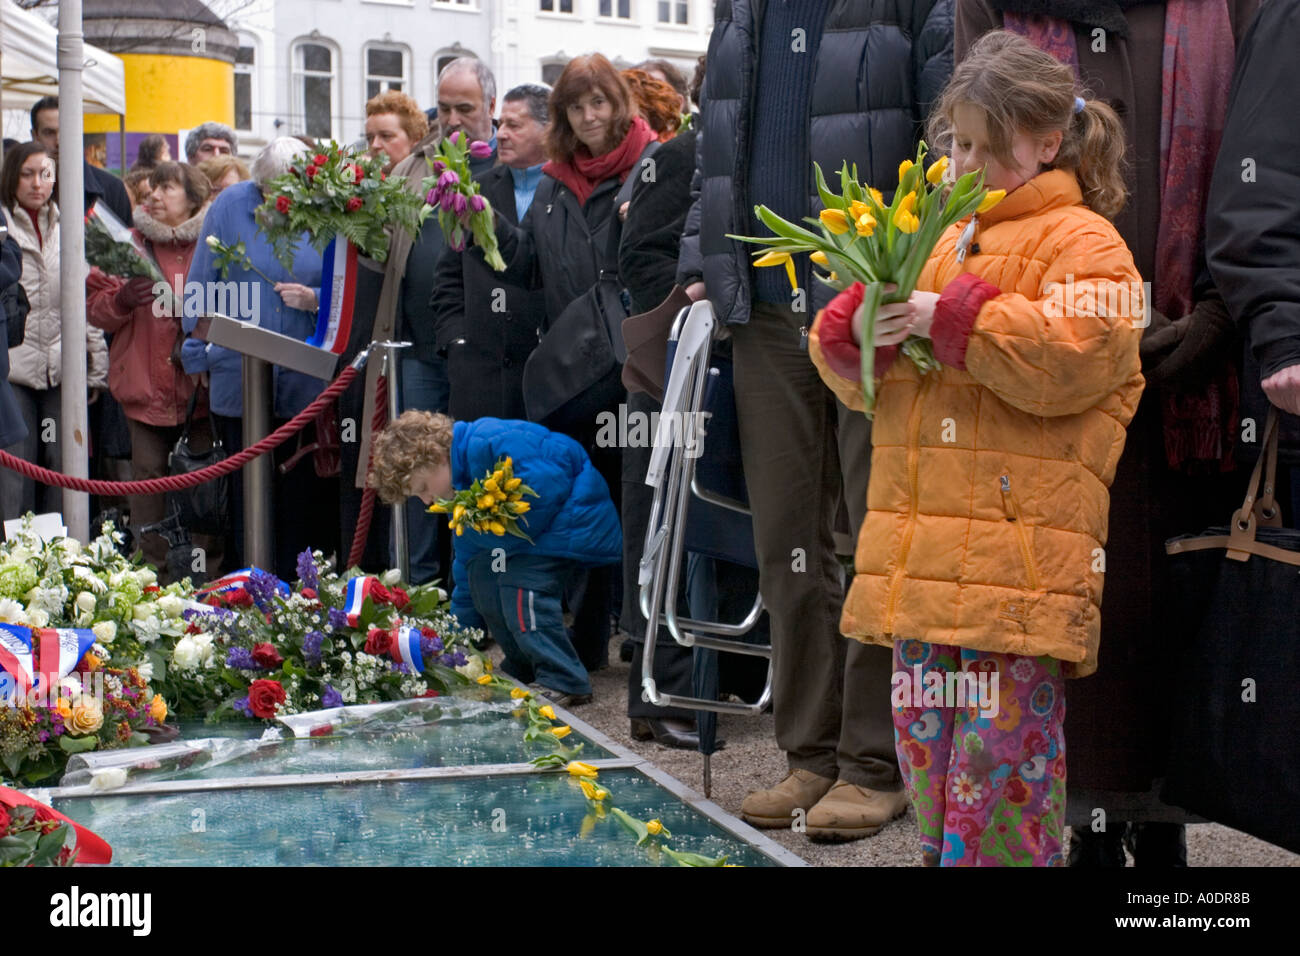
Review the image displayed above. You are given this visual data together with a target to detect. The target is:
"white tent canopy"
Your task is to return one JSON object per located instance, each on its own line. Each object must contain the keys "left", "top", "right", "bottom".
{"left": 1, "top": 0, "right": 125, "bottom": 115}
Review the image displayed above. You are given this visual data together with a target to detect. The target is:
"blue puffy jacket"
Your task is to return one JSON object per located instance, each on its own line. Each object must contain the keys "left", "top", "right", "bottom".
{"left": 448, "top": 418, "right": 621, "bottom": 630}
{"left": 181, "top": 180, "right": 324, "bottom": 419}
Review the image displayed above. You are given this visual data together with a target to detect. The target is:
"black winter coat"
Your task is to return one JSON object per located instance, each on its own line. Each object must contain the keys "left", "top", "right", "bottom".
{"left": 619, "top": 130, "right": 697, "bottom": 315}
{"left": 431, "top": 164, "right": 547, "bottom": 422}
{"left": 1207, "top": 0, "right": 1300, "bottom": 462}
{"left": 676, "top": 0, "right": 954, "bottom": 324}
{"left": 0, "top": 233, "right": 28, "bottom": 447}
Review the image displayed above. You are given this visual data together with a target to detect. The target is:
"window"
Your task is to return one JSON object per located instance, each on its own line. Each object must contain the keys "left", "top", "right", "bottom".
{"left": 600, "top": 0, "right": 631, "bottom": 17}
{"left": 657, "top": 0, "right": 688, "bottom": 24}
{"left": 540, "top": 0, "right": 574, "bottom": 13}
{"left": 433, "top": 0, "right": 478, "bottom": 6}
{"left": 364, "top": 44, "right": 410, "bottom": 100}
{"left": 234, "top": 39, "right": 256, "bottom": 131}
{"left": 292, "top": 40, "right": 337, "bottom": 140}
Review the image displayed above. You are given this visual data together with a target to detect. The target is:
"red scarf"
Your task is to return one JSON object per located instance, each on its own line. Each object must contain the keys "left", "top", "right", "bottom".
{"left": 1006, "top": 2, "right": 1240, "bottom": 473}
{"left": 543, "top": 116, "right": 657, "bottom": 207}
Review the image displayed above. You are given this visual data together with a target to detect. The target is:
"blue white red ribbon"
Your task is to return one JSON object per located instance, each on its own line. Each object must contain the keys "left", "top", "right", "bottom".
{"left": 310, "top": 234, "right": 358, "bottom": 355}
{"left": 194, "top": 568, "right": 289, "bottom": 605}
{"left": 391, "top": 625, "right": 424, "bottom": 674}
{"left": 342, "top": 575, "right": 377, "bottom": 626}
{"left": 0, "top": 623, "right": 96, "bottom": 699}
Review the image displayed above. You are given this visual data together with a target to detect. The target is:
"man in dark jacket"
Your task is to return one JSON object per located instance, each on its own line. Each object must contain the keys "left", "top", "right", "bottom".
{"left": 0, "top": 228, "right": 28, "bottom": 449}
{"left": 30, "top": 96, "right": 132, "bottom": 223}
{"left": 431, "top": 84, "right": 550, "bottom": 423}
{"left": 677, "top": 0, "right": 953, "bottom": 840}
{"left": 1208, "top": 0, "right": 1300, "bottom": 478}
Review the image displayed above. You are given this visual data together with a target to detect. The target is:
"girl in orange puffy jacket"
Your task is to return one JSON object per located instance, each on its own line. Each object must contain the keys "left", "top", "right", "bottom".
{"left": 809, "top": 31, "right": 1144, "bottom": 866}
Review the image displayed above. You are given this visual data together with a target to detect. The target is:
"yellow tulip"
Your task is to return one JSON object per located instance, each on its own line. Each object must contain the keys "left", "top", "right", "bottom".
{"left": 818, "top": 208, "right": 849, "bottom": 235}
{"left": 579, "top": 813, "right": 597, "bottom": 838}
{"left": 551, "top": 725, "right": 572, "bottom": 739}
{"left": 855, "top": 213, "right": 876, "bottom": 237}
{"left": 894, "top": 210, "right": 920, "bottom": 234}
{"left": 976, "top": 188, "right": 1006, "bottom": 214}
{"left": 476, "top": 674, "right": 493, "bottom": 685}
{"left": 452, "top": 504, "right": 466, "bottom": 522}
{"left": 494, "top": 492, "right": 508, "bottom": 503}
{"left": 483, "top": 478, "right": 499, "bottom": 493}
{"left": 579, "top": 778, "right": 608, "bottom": 801}
{"left": 505, "top": 477, "right": 522, "bottom": 491}
{"left": 492, "top": 469, "right": 504, "bottom": 482}
{"left": 849, "top": 200, "right": 871, "bottom": 220}
{"left": 427, "top": 501, "right": 448, "bottom": 513}
{"left": 810, "top": 250, "right": 829, "bottom": 267}
{"left": 753, "top": 249, "right": 798, "bottom": 293}
{"left": 898, "top": 159, "right": 914, "bottom": 184}
{"left": 829, "top": 272, "right": 839, "bottom": 282}
{"left": 484, "top": 659, "right": 493, "bottom": 672}
{"left": 926, "top": 155, "right": 949, "bottom": 185}
{"left": 539, "top": 705, "right": 556, "bottom": 720}
{"left": 512, "top": 501, "right": 531, "bottom": 514}
{"left": 869, "top": 187, "right": 884, "bottom": 207}
{"left": 455, "top": 524, "right": 464, "bottom": 536}
{"left": 510, "top": 687, "right": 531, "bottom": 699}
{"left": 489, "top": 521, "right": 506, "bottom": 536}
{"left": 477, "top": 494, "right": 495, "bottom": 510}
{"left": 149, "top": 695, "right": 168, "bottom": 723}
{"left": 503, "top": 457, "right": 513, "bottom": 470}
{"left": 646, "top": 819, "right": 663, "bottom": 835}
{"left": 567, "top": 760, "right": 599, "bottom": 778}
{"left": 898, "top": 191, "right": 918, "bottom": 215}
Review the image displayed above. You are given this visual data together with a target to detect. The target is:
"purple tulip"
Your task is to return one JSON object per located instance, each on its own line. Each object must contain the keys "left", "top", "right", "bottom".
{"left": 438, "top": 170, "right": 460, "bottom": 188}
{"left": 440, "top": 192, "right": 456, "bottom": 212}
{"left": 425, "top": 187, "right": 443, "bottom": 206}
{"left": 431, "top": 160, "right": 447, "bottom": 174}
{"left": 469, "top": 140, "right": 492, "bottom": 160}
{"left": 451, "top": 192, "right": 468, "bottom": 215}
{"left": 450, "top": 234, "right": 466, "bottom": 252}
{"left": 448, "top": 130, "right": 462, "bottom": 145}
{"left": 468, "top": 193, "right": 487, "bottom": 213}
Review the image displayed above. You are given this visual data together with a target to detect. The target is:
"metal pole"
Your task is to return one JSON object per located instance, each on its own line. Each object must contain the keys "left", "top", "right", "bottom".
{"left": 384, "top": 344, "right": 409, "bottom": 583}
{"left": 242, "top": 355, "right": 274, "bottom": 569}
{"left": 57, "top": 0, "right": 90, "bottom": 541}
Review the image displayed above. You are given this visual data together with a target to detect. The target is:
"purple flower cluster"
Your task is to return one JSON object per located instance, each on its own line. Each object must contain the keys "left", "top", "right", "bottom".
{"left": 389, "top": 661, "right": 411, "bottom": 675}
{"left": 328, "top": 607, "right": 349, "bottom": 630}
{"left": 295, "top": 549, "right": 319, "bottom": 590}
{"left": 226, "top": 647, "right": 258, "bottom": 670}
{"left": 245, "top": 569, "right": 280, "bottom": 612}
{"left": 234, "top": 696, "right": 253, "bottom": 717}
{"left": 419, "top": 634, "right": 443, "bottom": 659}
{"left": 435, "top": 650, "right": 467, "bottom": 668}
{"left": 321, "top": 685, "right": 343, "bottom": 709}
{"left": 303, "top": 630, "right": 324, "bottom": 668}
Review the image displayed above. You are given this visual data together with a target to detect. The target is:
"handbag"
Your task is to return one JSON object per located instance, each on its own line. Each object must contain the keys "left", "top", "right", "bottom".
{"left": 621, "top": 284, "right": 693, "bottom": 403}
{"left": 522, "top": 141, "right": 658, "bottom": 437}
{"left": 1161, "top": 408, "right": 1300, "bottom": 853}
{"left": 166, "top": 387, "right": 229, "bottom": 538}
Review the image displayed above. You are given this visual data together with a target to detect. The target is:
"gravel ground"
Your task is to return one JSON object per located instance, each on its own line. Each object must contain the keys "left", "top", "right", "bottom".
{"left": 505, "top": 639, "right": 1300, "bottom": 868}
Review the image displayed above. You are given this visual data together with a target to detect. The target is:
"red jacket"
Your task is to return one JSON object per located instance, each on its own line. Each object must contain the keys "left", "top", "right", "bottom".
{"left": 87, "top": 205, "right": 208, "bottom": 427}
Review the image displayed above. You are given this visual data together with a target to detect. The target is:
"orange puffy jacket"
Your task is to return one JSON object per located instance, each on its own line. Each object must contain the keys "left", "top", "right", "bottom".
{"left": 809, "top": 169, "right": 1145, "bottom": 677}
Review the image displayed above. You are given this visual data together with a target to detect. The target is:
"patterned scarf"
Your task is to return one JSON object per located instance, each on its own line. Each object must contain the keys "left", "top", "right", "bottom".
{"left": 1005, "top": 1, "right": 1240, "bottom": 473}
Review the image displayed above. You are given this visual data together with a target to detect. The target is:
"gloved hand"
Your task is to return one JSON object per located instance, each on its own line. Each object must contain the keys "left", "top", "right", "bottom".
{"left": 114, "top": 276, "right": 158, "bottom": 311}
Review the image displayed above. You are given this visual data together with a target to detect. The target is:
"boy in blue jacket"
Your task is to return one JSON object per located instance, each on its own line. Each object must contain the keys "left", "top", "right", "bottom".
{"left": 369, "top": 411, "right": 621, "bottom": 706}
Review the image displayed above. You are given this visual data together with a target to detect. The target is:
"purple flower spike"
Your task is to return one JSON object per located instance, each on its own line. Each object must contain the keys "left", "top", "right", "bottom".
{"left": 328, "top": 607, "right": 348, "bottom": 630}
{"left": 438, "top": 170, "right": 460, "bottom": 188}
{"left": 322, "top": 685, "right": 343, "bottom": 709}
{"left": 469, "top": 140, "right": 492, "bottom": 160}
{"left": 468, "top": 193, "right": 487, "bottom": 213}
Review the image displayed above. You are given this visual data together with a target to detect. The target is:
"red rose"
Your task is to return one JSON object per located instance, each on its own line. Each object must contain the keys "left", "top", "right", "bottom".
{"left": 0, "top": 806, "right": 10, "bottom": 835}
{"left": 391, "top": 587, "right": 410, "bottom": 609}
{"left": 306, "top": 164, "right": 318, "bottom": 177}
{"left": 247, "top": 679, "right": 286, "bottom": 718}
{"left": 309, "top": 723, "right": 333, "bottom": 737}
{"left": 228, "top": 591, "right": 254, "bottom": 607}
{"left": 420, "top": 626, "right": 437, "bottom": 639}
{"left": 420, "top": 689, "right": 440, "bottom": 698}
{"left": 144, "top": 585, "right": 160, "bottom": 594}
{"left": 369, "top": 582, "right": 393, "bottom": 605}
{"left": 313, "top": 153, "right": 329, "bottom": 166}
{"left": 364, "top": 627, "right": 392, "bottom": 656}
{"left": 252, "top": 642, "right": 283, "bottom": 669}
{"left": 275, "top": 195, "right": 291, "bottom": 214}
{"left": 301, "top": 587, "right": 317, "bottom": 600}
{"left": 345, "top": 196, "right": 363, "bottom": 212}
{"left": 353, "top": 164, "right": 365, "bottom": 181}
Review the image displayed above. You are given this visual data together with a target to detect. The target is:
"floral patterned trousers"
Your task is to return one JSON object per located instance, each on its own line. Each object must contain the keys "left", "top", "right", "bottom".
{"left": 891, "top": 640, "right": 1067, "bottom": 866}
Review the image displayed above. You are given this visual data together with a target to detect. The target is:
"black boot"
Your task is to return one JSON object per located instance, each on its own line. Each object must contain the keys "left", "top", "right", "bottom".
{"left": 1068, "top": 825, "right": 1128, "bottom": 866}
{"left": 1124, "top": 823, "right": 1188, "bottom": 867}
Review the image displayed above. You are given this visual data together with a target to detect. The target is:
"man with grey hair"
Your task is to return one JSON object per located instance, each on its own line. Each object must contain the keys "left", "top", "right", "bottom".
{"left": 354, "top": 58, "right": 500, "bottom": 585}
{"left": 185, "top": 122, "right": 238, "bottom": 164}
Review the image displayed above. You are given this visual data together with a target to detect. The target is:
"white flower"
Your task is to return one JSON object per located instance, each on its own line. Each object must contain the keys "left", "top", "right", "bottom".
{"left": 0, "top": 598, "right": 27, "bottom": 625}
{"left": 75, "top": 591, "right": 97, "bottom": 614}
{"left": 72, "top": 567, "right": 107, "bottom": 593}
{"left": 135, "top": 568, "right": 158, "bottom": 587}
{"left": 157, "top": 594, "right": 185, "bottom": 619}
{"left": 137, "top": 660, "right": 154, "bottom": 682}
{"left": 172, "top": 637, "right": 202, "bottom": 670}
{"left": 90, "top": 767, "right": 129, "bottom": 791}
{"left": 455, "top": 656, "right": 485, "bottom": 681}
{"left": 381, "top": 569, "right": 403, "bottom": 587}
{"left": 25, "top": 585, "right": 68, "bottom": 617}
{"left": 206, "top": 235, "right": 221, "bottom": 250}
{"left": 57, "top": 537, "right": 82, "bottom": 558}
{"left": 133, "top": 604, "right": 155, "bottom": 622}
{"left": 92, "top": 621, "right": 117, "bottom": 644}
{"left": 26, "top": 608, "right": 49, "bottom": 628}
{"left": 131, "top": 616, "right": 163, "bottom": 645}
{"left": 59, "top": 675, "right": 83, "bottom": 697}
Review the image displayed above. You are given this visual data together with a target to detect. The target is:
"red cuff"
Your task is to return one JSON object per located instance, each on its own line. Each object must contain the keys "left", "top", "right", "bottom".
{"left": 817, "top": 282, "right": 901, "bottom": 381}
{"left": 931, "top": 273, "right": 1000, "bottom": 371}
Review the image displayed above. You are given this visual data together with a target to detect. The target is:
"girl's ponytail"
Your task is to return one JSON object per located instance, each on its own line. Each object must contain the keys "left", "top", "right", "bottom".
{"left": 1070, "top": 99, "right": 1127, "bottom": 221}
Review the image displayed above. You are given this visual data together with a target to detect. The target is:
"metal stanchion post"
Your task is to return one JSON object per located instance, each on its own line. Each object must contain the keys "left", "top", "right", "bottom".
{"left": 381, "top": 342, "right": 411, "bottom": 582}
{"left": 242, "top": 355, "right": 274, "bottom": 569}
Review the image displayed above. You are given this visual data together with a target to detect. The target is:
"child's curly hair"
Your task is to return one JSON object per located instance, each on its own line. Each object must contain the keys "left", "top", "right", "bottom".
{"left": 927, "top": 30, "right": 1128, "bottom": 221}
{"left": 367, "top": 410, "right": 454, "bottom": 505}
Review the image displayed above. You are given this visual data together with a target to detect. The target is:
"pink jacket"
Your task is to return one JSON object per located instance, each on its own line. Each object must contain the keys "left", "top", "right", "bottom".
{"left": 87, "top": 204, "right": 208, "bottom": 427}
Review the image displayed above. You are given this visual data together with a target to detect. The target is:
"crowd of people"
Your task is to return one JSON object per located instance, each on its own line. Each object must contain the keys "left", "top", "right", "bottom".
{"left": 1, "top": 0, "right": 1298, "bottom": 867}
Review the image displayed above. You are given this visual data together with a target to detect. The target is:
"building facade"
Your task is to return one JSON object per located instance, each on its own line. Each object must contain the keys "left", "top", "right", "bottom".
{"left": 229, "top": 0, "right": 713, "bottom": 154}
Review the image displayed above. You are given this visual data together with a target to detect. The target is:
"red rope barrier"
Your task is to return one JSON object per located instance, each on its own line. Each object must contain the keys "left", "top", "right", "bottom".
{"left": 348, "top": 371, "right": 388, "bottom": 568}
{"left": 0, "top": 363, "right": 362, "bottom": 496}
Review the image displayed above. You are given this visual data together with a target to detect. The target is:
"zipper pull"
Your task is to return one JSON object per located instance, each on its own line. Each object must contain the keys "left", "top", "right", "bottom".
{"left": 999, "top": 475, "right": 1014, "bottom": 520}
{"left": 799, "top": 324, "right": 809, "bottom": 351}
{"left": 956, "top": 215, "right": 978, "bottom": 264}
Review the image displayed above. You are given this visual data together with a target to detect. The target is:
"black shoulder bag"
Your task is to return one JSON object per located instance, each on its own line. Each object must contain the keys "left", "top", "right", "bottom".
{"left": 166, "top": 388, "right": 229, "bottom": 537}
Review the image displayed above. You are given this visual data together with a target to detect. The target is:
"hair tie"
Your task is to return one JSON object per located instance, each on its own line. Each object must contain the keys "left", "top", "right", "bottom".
{"left": 1074, "top": 96, "right": 1086, "bottom": 114}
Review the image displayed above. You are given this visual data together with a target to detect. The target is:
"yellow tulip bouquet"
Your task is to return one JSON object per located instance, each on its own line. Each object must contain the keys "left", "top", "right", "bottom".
{"left": 730, "top": 141, "right": 1004, "bottom": 416}
{"left": 427, "top": 457, "right": 539, "bottom": 543}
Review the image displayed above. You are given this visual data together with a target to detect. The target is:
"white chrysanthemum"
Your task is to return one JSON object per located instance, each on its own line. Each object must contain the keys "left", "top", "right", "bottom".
{"left": 25, "top": 585, "right": 68, "bottom": 617}
{"left": 0, "top": 597, "right": 27, "bottom": 624}
{"left": 131, "top": 616, "right": 163, "bottom": 645}
{"left": 26, "top": 608, "right": 49, "bottom": 628}
{"left": 136, "top": 659, "right": 154, "bottom": 682}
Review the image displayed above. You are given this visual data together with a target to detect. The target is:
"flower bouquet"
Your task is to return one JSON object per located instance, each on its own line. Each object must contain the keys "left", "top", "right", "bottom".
{"left": 421, "top": 130, "right": 506, "bottom": 271}
{"left": 729, "top": 141, "right": 1004, "bottom": 416}
{"left": 0, "top": 800, "right": 75, "bottom": 866}
{"left": 84, "top": 200, "right": 174, "bottom": 313}
{"left": 428, "top": 456, "right": 538, "bottom": 542}
{"left": 255, "top": 141, "right": 430, "bottom": 269}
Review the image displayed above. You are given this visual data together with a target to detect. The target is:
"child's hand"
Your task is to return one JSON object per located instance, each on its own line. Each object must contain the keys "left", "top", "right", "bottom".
{"left": 874, "top": 291, "right": 940, "bottom": 346}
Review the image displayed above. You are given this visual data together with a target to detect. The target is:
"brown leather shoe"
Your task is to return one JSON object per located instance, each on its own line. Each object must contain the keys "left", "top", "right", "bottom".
{"left": 805, "top": 781, "right": 911, "bottom": 842}
{"left": 740, "top": 769, "right": 836, "bottom": 829}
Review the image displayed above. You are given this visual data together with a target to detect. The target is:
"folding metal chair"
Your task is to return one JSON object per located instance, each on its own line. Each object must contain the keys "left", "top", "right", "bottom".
{"left": 638, "top": 299, "right": 773, "bottom": 793}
